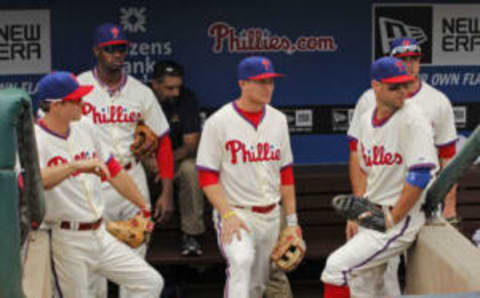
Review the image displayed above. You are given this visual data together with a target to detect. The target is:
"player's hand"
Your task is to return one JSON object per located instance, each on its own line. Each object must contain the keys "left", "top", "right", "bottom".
{"left": 221, "top": 212, "right": 250, "bottom": 245}
{"left": 74, "top": 159, "right": 110, "bottom": 180}
{"left": 345, "top": 220, "right": 358, "bottom": 241}
{"left": 154, "top": 192, "right": 174, "bottom": 224}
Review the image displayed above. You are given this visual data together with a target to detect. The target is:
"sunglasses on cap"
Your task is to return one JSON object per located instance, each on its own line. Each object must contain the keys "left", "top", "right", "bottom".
{"left": 43, "top": 96, "right": 83, "bottom": 103}
{"left": 390, "top": 44, "right": 421, "bottom": 57}
{"left": 102, "top": 44, "right": 128, "bottom": 54}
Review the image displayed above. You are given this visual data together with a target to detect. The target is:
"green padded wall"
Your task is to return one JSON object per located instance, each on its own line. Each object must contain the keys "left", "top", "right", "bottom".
{"left": 0, "top": 88, "right": 31, "bottom": 298}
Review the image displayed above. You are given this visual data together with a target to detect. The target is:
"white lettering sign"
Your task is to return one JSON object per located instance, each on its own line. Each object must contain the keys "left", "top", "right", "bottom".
{"left": 0, "top": 10, "right": 51, "bottom": 75}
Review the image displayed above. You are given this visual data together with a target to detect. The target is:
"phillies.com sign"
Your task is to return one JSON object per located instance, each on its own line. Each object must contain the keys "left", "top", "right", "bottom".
{"left": 208, "top": 21, "right": 338, "bottom": 55}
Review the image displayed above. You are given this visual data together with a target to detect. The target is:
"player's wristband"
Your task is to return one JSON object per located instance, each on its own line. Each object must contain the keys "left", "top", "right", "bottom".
{"left": 286, "top": 213, "right": 298, "bottom": 227}
{"left": 139, "top": 205, "right": 151, "bottom": 218}
{"left": 222, "top": 211, "right": 236, "bottom": 220}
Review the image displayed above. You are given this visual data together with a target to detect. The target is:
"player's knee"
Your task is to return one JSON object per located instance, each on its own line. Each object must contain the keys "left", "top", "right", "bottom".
{"left": 321, "top": 255, "right": 346, "bottom": 285}
{"left": 228, "top": 251, "right": 255, "bottom": 271}
{"left": 147, "top": 269, "right": 164, "bottom": 294}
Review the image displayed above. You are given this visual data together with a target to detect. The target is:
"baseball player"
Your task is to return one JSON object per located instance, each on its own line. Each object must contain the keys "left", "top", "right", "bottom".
{"left": 33, "top": 71, "right": 163, "bottom": 298}
{"left": 77, "top": 24, "right": 174, "bottom": 297}
{"left": 78, "top": 24, "right": 173, "bottom": 298}
{"left": 196, "top": 56, "right": 302, "bottom": 298}
{"left": 321, "top": 57, "right": 439, "bottom": 298}
{"left": 346, "top": 38, "right": 458, "bottom": 296}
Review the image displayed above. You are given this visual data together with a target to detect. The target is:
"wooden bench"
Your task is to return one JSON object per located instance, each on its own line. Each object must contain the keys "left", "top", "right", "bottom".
{"left": 146, "top": 165, "right": 350, "bottom": 266}
{"left": 146, "top": 164, "right": 480, "bottom": 266}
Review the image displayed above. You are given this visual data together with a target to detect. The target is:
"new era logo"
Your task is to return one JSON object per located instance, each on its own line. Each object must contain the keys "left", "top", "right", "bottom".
{"left": 378, "top": 17, "right": 428, "bottom": 55}
{"left": 373, "top": 5, "right": 433, "bottom": 63}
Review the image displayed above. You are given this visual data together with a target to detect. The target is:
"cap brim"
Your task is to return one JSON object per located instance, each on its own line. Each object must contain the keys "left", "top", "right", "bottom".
{"left": 248, "top": 73, "right": 285, "bottom": 80}
{"left": 97, "top": 40, "right": 129, "bottom": 48}
{"left": 381, "top": 75, "right": 415, "bottom": 84}
{"left": 64, "top": 85, "right": 94, "bottom": 100}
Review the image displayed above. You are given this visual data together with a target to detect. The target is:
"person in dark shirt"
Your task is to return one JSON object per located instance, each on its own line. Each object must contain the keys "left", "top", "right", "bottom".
{"left": 149, "top": 60, "right": 205, "bottom": 256}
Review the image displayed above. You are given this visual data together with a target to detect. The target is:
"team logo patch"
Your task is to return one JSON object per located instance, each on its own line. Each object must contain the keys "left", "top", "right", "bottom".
{"left": 82, "top": 102, "right": 142, "bottom": 124}
{"left": 361, "top": 143, "right": 403, "bottom": 167}
{"left": 262, "top": 59, "right": 270, "bottom": 71}
{"left": 225, "top": 139, "right": 280, "bottom": 164}
{"left": 111, "top": 27, "right": 120, "bottom": 38}
{"left": 395, "top": 61, "right": 406, "bottom": 72}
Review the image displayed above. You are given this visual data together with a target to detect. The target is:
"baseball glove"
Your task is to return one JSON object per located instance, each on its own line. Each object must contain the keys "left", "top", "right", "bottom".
{"left": 106, "top": 212, "right": 154, "bottom": 249}
{"left": 130, "top": 121, "right": 159, "bottom": 161}
{"left": 331, "top": 194, "right": 389, "bottom": 232}
{"left": 271, "top": 226, "right": 306, "bottom": 272}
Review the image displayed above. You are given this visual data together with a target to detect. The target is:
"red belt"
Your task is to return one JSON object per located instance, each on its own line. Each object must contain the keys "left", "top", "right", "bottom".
{"left": 233, "top": 203, "right": 277, "bottom": 214}
{"left": 60, "top": 218, "right": 103, "bottom": 231}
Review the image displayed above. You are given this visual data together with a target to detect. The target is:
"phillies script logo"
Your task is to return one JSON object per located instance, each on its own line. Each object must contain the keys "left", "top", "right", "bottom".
{"left": 361, "top": 144, "right": 403, "bottom": 167}
{"left": 226, "top": 140, "right": 280, "bottom": 164}
{"left": 208, "top": 22, "right": 337, "bottom": 55}
{"left": 82, "top": 102, "right": 142, "bottom": 124}
{"left": 47, "top": 151, "right": 97, "bottom": 177}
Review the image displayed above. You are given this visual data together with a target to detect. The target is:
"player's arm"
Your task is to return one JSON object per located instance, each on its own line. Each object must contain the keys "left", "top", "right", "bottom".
{"left": 142, "top": 89, "right": 175, "bottom": 222}
{"left": 201, "top": 178, "right": 250, "bottom": 244}
{"left": 390, "top": 115, "right": 437, "bottom": 227}
{"left": 202, "top": 183, "right": 233, "bottom": 218}
{"left": 41, "top": 159, "right": 109, "bottom": 190}
{"left": 440, "top": 156, "right": 458, "bottom": 218}
{"left": 174, "top": 132, "right": 200, "bottom": 162}
{"left": 280, "top": 165, "right": 300, "bottom": 229}
{"left": 108, "top": 170, "right": 148, "bottom": 210}
{"left": 347, "top": 92, "right": 370, "bottom": 197}
{"left": 281, "top": 184, "right": 296, "bottom": 216}
{"left": 41, "top": 163, "right": 79, "bottom": 190}
{"left": 153, "top": 133, "right": 174, "bottom": 223}
{"left": 390, "top": 171, "right": 430, "bottom": 227}
{"left": 349, "top": 144, "right": 367, "bottom": 197}
{"left": 346, "top": 149, "right": 366, "bottom": 240}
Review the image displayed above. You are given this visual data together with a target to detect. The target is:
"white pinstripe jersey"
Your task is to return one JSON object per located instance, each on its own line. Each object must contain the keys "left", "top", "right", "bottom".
{"left": 35, "top": 118, "right": 106, "bottom": 222}
{"left": 356, "top": 101, "right": 439, "bottom": 206}
{"left": 196, "top": 102, "right": 293, "bottom": 206}
{"left": 77, "top": 70, "right": 169, "bottom": 166}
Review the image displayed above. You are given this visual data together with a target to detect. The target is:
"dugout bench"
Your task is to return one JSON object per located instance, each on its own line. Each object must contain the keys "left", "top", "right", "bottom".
{"left": 144, "top": 164, "right": 480, "bottom": 296}
{"left": 146, "top": 165, "right": 350, "bottom": 266}
{"left": 146, "top": 164, "right": 480, "bottom": 266}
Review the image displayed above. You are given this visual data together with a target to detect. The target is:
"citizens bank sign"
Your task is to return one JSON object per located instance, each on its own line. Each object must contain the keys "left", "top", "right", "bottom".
{"left": 0, "top": 10, "right": 51, "bottom": 75}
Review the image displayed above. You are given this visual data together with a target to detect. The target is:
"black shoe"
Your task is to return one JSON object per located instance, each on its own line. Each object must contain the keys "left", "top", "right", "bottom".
{"left": 181, "top": 234, "right": 203, "bottom": 256}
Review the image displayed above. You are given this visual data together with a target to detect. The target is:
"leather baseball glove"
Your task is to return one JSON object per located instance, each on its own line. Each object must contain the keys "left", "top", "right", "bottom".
{"left": 106, "top": 211, "right": 154, "bottom": 249}
{"left": 130, "top": 121, "right": 159, "bottom": 161}
{"left": 271, "top": 226, "right": 306, "bottom": 272}
{"left": 332, "top": 194, "right": 392, "bottom": 232}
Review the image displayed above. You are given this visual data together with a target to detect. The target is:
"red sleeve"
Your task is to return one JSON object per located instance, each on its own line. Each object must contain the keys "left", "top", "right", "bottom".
{"left": 106, "top": 156, "right": 122, "bottom": 178}
{"left": 349, "top": 139, "right": 358, "bottom": 152}
{"left": 438, "top": 142, "right": 456, "bottom": 159}
{"left": 280, "top": 166, "right": 294, "bottom": 185}
{"left": 157, "top": 134, "right": 174, "bottom": 179}
{"left": 198, "top": 169, "right": 219, "bottom": 188}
